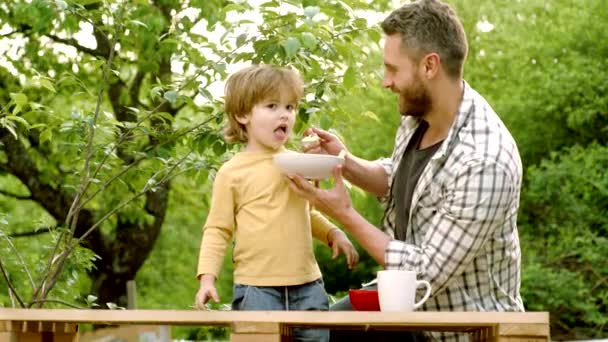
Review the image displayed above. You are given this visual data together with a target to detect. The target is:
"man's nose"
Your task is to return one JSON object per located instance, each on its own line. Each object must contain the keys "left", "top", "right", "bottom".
{"left": 382, "top": 76, "right": 392, "bottom": 89}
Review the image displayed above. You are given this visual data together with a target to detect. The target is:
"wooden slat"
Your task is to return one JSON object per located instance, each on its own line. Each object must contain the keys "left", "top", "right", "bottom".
{"left": 498, "top": 338, "right": 548, "bottom": 342}
{"left": 231, "top": 333, "right": 282, "bottom": 342}
{"left": 498, "top": 323, "right": 549, "bottom": 337}
{"left": 231, "top": 322, "right": 282, "bottom": 334}
{"left": 0, "top": 309, "right": 549, "bottom": 327}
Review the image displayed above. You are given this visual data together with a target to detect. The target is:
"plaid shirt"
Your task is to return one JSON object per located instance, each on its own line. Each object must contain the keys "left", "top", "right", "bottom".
{"left": 378, "top": 81, "right": 524, "bottom": 342}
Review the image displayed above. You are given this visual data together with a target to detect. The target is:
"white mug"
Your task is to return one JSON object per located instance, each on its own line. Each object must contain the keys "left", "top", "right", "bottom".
{"left": 377, "top": 270, "right": 431, "bottom": 312}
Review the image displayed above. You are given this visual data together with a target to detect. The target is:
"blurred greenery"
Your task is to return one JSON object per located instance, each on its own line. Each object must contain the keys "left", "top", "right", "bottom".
{"left": 1, "top": 0, "right": 606, "bottom": 340}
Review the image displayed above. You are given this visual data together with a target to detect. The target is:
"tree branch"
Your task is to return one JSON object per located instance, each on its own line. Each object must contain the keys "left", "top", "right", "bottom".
{"left": 129, "top": 71, "right": 146, "bottom": 107}
{"left": 27, "top": 298, "right": 85, "bottom": 309}
{"left": 45, "top": 34, "right": 108, "bottom": 58}
{"left": 0, "top": 257, "right": 25, "bottom": 307}
{"left": 1, "top": 30, "right": 18, "bottom": 38}
{"left": 9, "top": 227, "right": 52, "bottom": 238}
{"left": 1, "top": 233, "right": 35, "bottom": 289}
{"left": 39, "top": 5, "right": 125, "bottom": 302}
{"left": 0, "top": 189, "right": 31, "bottom": 200}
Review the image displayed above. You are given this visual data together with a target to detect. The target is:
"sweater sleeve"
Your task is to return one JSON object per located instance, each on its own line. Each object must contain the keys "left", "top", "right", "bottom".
{"left": 310, "top": 209, "right": 338, "bottom": 246}
{"left": 196, "top": 170, "right": 236, "bottom": 279}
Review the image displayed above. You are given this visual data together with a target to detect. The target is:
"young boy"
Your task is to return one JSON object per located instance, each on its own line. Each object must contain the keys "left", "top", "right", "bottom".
{"left": 194, "top": 64, "right": 358, "bottom": 342}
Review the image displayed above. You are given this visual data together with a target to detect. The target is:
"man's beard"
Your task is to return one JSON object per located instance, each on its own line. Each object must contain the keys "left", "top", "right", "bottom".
{"left": 398, "top": 77, "right": 431, "bottom": 117}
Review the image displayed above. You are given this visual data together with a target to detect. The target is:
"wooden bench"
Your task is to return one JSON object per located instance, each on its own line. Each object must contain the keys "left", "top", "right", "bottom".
{"left": 0, "top": 308, "right": 550, "bottom": 341}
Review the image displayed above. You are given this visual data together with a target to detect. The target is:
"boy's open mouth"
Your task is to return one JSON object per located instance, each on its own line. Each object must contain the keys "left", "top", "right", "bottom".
{"left": 274, "top": 124, "right": 287, "bottom": 134}
{"left": 273, "top": 123, "right": 288, "bottom": 141}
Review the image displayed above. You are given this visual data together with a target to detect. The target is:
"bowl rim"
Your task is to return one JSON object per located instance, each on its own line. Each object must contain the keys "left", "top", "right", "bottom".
{"left": 273, "top": 152, "right": 345, "bottom": 162}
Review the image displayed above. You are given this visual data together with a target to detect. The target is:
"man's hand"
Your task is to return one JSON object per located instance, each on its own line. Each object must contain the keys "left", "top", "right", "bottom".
{"left": 194, "top": 274, "right": 220, "bottom": 310}
{"left": 288, "top": 165, "right": 353, "bottom": 222}
{"left": 328, "top": 228, "right": 359, "bottom": 269}
{"left": 302, "top": 127, "right": 348, "bottom": 156}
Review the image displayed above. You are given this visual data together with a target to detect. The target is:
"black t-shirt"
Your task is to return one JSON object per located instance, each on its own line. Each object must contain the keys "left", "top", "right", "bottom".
{"left": 391, "top": 120, "right": 443, "bottom": 241}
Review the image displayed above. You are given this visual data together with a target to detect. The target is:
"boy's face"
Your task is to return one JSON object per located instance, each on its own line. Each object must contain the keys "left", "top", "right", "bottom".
{"left": 237, "top": 92, "right": 297, "bottom": 152}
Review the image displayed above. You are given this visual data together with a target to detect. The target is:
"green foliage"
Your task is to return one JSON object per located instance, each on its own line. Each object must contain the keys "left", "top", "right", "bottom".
{"left": 1, "top": 0, "right": 607, "bottom": 339}
{"left": 519, "top": 144, "right": 608, "bottom": 338}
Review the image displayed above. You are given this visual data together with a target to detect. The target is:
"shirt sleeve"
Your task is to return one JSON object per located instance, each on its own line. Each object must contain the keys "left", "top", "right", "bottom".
{"left": 384, "top": 159, "right": 516, "bottom": 294}
{"left": 310, "top": 209, "right": 338, "bottom": 245}
{"left": 376, "top": 157, "right": 393, "bottom": 203}
{"left": 196, "top": 169, "right": 236, "bottom": 279}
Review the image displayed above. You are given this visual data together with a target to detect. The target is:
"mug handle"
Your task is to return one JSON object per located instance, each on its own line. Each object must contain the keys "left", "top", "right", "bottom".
{"left": 413, "top": 280, "right": 432, "bottom": 309}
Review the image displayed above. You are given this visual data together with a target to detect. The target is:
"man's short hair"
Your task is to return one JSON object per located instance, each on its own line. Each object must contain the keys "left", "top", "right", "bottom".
{"left": 381, "top": 0, "right": 468, "bottom": 79}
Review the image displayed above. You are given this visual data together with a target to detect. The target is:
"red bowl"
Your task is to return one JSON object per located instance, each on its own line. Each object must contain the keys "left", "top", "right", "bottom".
{"left": 348, "top": 289, "right": 380, "bottom": 311}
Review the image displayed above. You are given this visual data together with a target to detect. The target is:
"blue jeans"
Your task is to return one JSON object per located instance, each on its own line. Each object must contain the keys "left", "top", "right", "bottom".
{"left": 330, "top": 284, "right": 427, "bottom": 342}
{"left": 232, "top": 278, "right": 329, "bottom": 342}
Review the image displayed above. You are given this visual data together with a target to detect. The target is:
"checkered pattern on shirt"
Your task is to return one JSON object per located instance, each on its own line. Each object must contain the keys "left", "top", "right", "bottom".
{"left": 376, "top": 82, "right": 525, "bottom": 342}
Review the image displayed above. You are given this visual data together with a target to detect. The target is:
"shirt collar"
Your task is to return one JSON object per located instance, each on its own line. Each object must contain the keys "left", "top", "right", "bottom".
{"left": 431, "top": 80, "right": 474, "bottom": 160}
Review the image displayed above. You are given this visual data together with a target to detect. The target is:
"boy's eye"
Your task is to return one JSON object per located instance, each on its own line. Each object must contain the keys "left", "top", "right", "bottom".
{"left": 267, "top": 103, "right": 277, "bottom": 109}
{"left": 286, "top": 104, "right": 295, "bottom": 111}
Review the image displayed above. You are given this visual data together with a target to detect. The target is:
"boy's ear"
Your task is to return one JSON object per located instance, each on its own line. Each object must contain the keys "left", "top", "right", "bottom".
{"left": 235, "top": 113, "right": 250, "bottom": 125}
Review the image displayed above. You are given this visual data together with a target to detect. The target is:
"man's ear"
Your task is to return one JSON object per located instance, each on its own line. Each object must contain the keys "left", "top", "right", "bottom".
{"left": 235, "top": 113, "right": 250, "bottom": 125}
{"left": 422, "top": 52, "right": 441, "bottom": 79}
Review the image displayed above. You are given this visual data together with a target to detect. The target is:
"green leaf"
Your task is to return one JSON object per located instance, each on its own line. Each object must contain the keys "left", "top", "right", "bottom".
{"left": 368, "top": 28, "right": 381, "bottom": 43}
{"left": 283, "top": 37, "right": 301, "bottom": 59}
{"left": 343, "top": 67, "right": 356, "bottom": 89}
{"left": 0, "top": 119, "right": 18, "bottom": 139}
{"left": 360, "top": 111, "right": 380, "bottom": 122}
{"left": 10, "top": 93, "right": 28, "bottom": 107}
{"left": 300, "top": 32, "right": 317, "bottom": 50}
{"left": 304, "top": 6, "right": 320, "bottom": 19}
{"left": 200, "top": 88, "right": 214, "bottom": 102}
{"left": 39, "top": 79, "right": 56, "bottom": 92}
{"left": 260, "top": 0, "right": 279, "bottom": 8}
{"left": 320, "top": 113, "right": 333, "bottom": 130}
{"left": 55, "top": 0, "right": 68, "bottom": 11}
{"left": 236, "top": 33, "right": 247, "bottom": 48}
{"left": 130, "top": 20, "right": 149, "bottom": 29}
{"left": 163, "top": 90, "right": 178, "bottom": 104}
{"left": 40, "top": 128, "right": 53, "bottom": 144}
{"left": 6, "top": 115, "right": 30, "bottom": 129}
{"left": 354, "top": 18, "right": 367, "bottom": 29}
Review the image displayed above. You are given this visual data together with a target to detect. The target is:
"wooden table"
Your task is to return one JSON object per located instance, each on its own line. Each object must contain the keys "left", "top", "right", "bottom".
{"left": 0, "top": 308, "right": 550, "bottom": 341}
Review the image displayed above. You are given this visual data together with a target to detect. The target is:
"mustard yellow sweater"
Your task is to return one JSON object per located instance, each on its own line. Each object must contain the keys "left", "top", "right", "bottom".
{"left": 196, "top": 149, "right": 337, "bottom": 286}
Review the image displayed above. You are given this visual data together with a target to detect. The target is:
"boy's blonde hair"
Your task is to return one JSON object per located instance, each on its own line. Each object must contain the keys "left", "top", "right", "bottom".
{"left": 224, "top": 64, "right": 304, "bottom": 144}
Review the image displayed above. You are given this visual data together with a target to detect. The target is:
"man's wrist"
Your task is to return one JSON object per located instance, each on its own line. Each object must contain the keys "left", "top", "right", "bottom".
{"left": 336, "top": 206, "right": 359, "bottom": 230}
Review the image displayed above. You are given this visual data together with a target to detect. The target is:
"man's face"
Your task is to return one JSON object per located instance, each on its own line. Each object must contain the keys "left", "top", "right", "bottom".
{"left": 382, "top": 34, "right": 431, "bottom": 117}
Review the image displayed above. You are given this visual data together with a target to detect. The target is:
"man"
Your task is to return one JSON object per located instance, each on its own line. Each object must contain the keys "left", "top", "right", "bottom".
{"left": 288, "top": 0, "right": 524, "bottom": 341}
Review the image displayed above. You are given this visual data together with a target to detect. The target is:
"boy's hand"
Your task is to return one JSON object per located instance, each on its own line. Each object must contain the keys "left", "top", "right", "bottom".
{"left": 195, "top": 274, "right": 220, "bottom": 310}
{"left": 328, "top": 228, "right": 359, "bottom": 269}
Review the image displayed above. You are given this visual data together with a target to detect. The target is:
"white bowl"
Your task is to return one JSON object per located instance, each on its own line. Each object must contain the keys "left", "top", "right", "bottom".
{"left": 273, "top": 153, "right": 345, "bottom": 180}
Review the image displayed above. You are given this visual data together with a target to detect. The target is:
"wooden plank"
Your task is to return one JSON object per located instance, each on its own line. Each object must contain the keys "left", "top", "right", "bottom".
{"left": 497, "top": 338, "right": 547, "bottom": 342}
{"left": 231, "top": 333, "right": 282, "bottom": 342}
{"left": 498, "top": 323, "right": 549, "bottom": 337}
{"left": 0, "top": 331, "right": 18, "bottom": 342}
{"left": 232, "top": 322, "right": 282, "bottom": 334}
{"left": 0, "top": 309, "right": 549, "bottom": 327}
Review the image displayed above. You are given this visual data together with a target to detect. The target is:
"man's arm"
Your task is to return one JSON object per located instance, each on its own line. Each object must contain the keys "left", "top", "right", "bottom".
{"left": 305, "top": 127, "right": 391, "bottom": 197}
{"left": 287, "top": 166, "right": 391, "bottom": 265}
{"left": 384, "top": 160, "right": 517, "bottom": 294}
{"left": 342, "top": 151, "right": 390, "bottom": 198}
{"left": 337, "top": 206, "right": 391, "bottom": 265}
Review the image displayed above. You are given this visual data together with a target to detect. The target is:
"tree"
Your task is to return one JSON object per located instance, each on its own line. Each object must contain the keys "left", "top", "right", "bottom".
{"left": 0, "top": 0, "right": 388, "bottom": 309}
